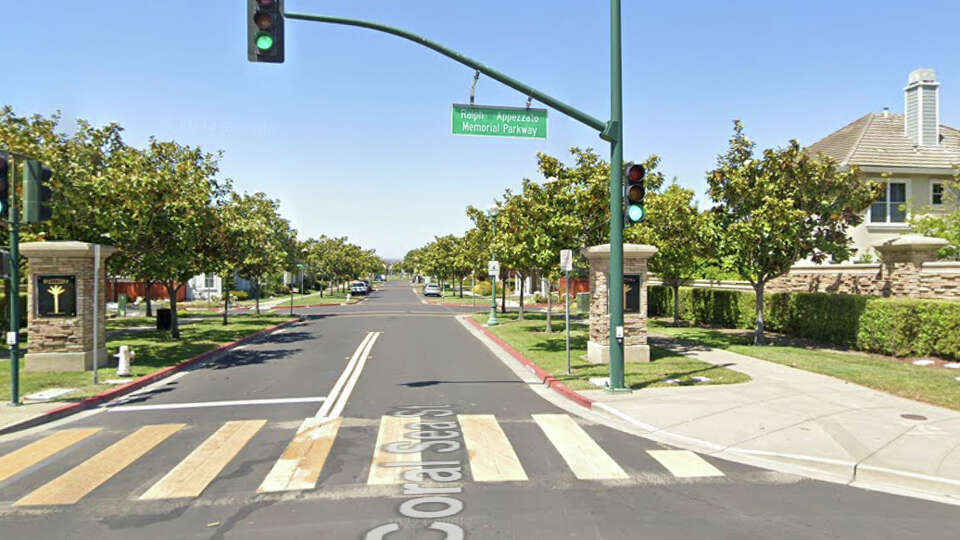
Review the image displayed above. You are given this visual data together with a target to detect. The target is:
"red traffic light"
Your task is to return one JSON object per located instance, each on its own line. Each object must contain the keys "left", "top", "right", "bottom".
{"left": 627, "top": 164, "right": 645, "bottom": 184}
{"left": 257, "top": 0, "right": 274, "bottom": 5}
{"left": 254, "top": 11, "right": 274, "bottom": 30}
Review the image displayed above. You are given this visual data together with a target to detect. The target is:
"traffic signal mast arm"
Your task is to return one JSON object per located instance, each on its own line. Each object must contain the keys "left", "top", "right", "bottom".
{"left": 281, "top": 11, "right": 610, "bottom": 137}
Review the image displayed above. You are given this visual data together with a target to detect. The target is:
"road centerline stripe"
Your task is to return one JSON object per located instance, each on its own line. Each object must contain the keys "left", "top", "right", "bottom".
{"left": 107, "top": 396, "right": 327, "bottom": 412}
{"left": 258, "top": 417, "right": 343, "bottom": 492}
{"left": 647, "top": 450, "right": 725, "bottom": 478}
{"left": 458, "top": 414, "right": 527, "bottom": 482}
{"left": 368, "top": 415, "right": 420, "bottom": 485}
{"left": 14, "top": 424, "right": 185, "bottom": 506}
{"left": 326, "top": 332, "right": 381, "bottom": 419}
{"left": 0, "top": 428, "right": 102, "bottom": 485}
{"left": 315, "top": 332, "right": 375, "bottom": 418}
{"left": 139, "top": 419, "right": 266, "bottom": 500}
{"left": 532, "top": 414, "right": 628, "bottom": 480}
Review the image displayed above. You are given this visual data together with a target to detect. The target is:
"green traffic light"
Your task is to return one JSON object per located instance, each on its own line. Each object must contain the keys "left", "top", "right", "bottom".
{"left": 255, "top": 32, "right": 274, "bottom": 51}
{"left": 627, "top": 204, "right": 645, "bottom": 223}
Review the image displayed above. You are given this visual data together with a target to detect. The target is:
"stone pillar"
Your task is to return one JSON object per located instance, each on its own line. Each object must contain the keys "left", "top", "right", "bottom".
{"left": 583, "top": 243, "right": 658, "bottom": 364}
{"left": 874, "top": 235, "right": 949, "bottom": 297}
{"left": 20, "top": 241, "right": 116, "bottom": 372}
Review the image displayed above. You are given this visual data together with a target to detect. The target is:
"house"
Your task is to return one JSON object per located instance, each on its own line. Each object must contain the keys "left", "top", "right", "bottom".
{"left": 807, "top": 68, "right": 959, "bottom": 259}
{"left": 185, "top": 273, "right": 257, "bottom": 301}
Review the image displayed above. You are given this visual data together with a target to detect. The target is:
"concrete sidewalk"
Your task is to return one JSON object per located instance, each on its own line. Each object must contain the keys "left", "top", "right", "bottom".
{"left": 582, "top": 336, "right": 960, "bottom": 505}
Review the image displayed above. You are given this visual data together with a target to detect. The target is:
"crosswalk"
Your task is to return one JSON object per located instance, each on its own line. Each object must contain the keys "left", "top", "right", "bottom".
{"left": 0, "top": 413, "right": 733, "bottom": 507}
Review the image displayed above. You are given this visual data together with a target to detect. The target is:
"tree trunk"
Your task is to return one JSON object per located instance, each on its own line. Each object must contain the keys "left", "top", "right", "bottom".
{"left": 145, "top": 281, "right": 153, "bottom": 317}
{"left": 545, "top": 280, "right": 553, "bottom": 333}
{"left": 255, "top": 278, "right": 261, "bottom": 315}
{"left": 518, "top": 275, "right": 525, "bottom": 321}
{"left": 166, "top": 281, "right": 181, "bottom": 339}
{"left": 459, "top": 277, "right": 463, "bottom": 298}
{"left": 753, "top": 280, "right": 765, "bottom": 345}
{"left": 672, "top": 283, "right": 680, "bottom": 326}
{"left": 500, "top": 272, "right": 507, "bottom": 313}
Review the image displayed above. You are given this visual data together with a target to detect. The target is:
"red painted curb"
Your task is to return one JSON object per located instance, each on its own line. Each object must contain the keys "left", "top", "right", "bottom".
{"left": 1, "top": 318, "right": 299, "bottom": 435}
{"left": 465, "top": 317, "right": 593, "bottom": 409}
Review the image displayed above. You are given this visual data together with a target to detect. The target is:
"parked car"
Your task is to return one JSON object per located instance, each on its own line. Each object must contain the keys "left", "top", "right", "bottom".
{"left": 423, "top": 284, "right": 441, "bottom": 297}
{"left": 350, "top": 281, "right": 368, "bottom": 295}
{"left": 363, "top": 279, "right": 373, "bottom": 292}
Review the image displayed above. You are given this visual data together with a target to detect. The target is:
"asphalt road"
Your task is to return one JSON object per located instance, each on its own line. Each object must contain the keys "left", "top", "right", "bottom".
{"left": 0, "top": 281, "right": 957, "bottom": 539}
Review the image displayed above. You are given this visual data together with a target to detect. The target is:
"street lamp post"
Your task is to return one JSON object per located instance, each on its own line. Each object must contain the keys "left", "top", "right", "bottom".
{"left": 486, "top": 205, "right": 500, "bottom": 327}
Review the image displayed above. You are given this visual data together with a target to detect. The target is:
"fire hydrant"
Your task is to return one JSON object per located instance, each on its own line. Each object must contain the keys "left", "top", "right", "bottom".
{"left": 115, "top": 345, "right": 136, "bottom": 376}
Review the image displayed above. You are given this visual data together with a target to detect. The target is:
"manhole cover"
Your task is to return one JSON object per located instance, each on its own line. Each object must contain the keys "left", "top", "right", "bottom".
{"left": 901, "top": 414, "right": 927, "bottom": 421}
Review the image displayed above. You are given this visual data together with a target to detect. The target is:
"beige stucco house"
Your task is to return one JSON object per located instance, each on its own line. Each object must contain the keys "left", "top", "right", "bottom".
{"left": 807, "top": 68, "right": 959, "bottom": 259}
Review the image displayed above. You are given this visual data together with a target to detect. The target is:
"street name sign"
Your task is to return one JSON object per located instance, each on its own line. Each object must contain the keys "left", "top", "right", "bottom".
{"left": 560, "top": 249, "right": 573, "bottom": 272}
{"left": 488, "top": 260, "right": 500, "bottom": 276}
{"left": 452, "top": 104, "right": 547, "bottom": 139}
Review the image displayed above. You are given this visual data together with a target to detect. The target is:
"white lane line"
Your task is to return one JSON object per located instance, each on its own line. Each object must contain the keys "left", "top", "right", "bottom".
{"left": 315, "top": 332, "right": 376, "bottom": 419}
{"left": 324, "top": 332, "right": 381, "bottom": 420}
{"left": 108, "top": 396, "right": 327, "bottom": 412}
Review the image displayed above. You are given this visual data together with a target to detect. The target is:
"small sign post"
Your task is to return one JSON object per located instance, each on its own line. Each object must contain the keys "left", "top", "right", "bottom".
{"left": 488, "top": 260, "right": 500, "bottom": 277}
{"left": 560, "top": 249, "right": 573, "bottom": 375}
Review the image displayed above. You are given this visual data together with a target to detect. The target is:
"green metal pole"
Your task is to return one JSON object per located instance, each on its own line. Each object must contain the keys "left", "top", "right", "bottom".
{"left": 283, "top": 12, "right": 607, "bottom": 134}
{"left": 607, "top": 0, "right": 626, "bottom": 391}
{"left": 486, "top": 216, "right": 499, "bottom": 326}
{"left": 8, "top": 155, "right": 20, "bottom": 405}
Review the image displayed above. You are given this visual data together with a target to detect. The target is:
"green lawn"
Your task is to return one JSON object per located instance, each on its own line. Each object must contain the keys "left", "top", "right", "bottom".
{"left": 0, "top": 314, "right": 291, "bottom": 403}
{"left": 471, "top": 313, "right": 750, "bottom": 391}
{"left": 426, "top": 290, "right": 492, "bottom": 307}
{"left": 648, "top": 320, "right": 960, "bottom": 411}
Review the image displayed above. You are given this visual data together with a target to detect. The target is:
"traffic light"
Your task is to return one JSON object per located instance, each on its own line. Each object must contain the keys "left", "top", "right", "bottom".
{"left": 23, "top": 159, "right": 53, "bottom": 223}
{"left": 623, "top": 162, "right": 646, "bottom": 225}
{"left": 247, "top": 0, "right": 284, "bottom": 63}
{"left": 0, "top": 155, "right": 8, "bottom": 216}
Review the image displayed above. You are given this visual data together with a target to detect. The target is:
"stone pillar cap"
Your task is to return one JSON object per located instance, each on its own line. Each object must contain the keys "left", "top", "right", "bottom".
{"left": 20, "top": 241, "right": 118, "bottom": 258}
{"left": 581, "top": 243, "right": 658, "bottom": 260}
{"left": 873, "top": 235, "right": 949, "bottom": 252}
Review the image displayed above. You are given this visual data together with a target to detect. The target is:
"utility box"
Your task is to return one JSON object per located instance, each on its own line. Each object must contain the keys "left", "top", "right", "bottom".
{"left": 576, "top": 292, "right": 590, "bottom": 314}
{"left": 156, "top": 308, "right": 172, "bottom": 331}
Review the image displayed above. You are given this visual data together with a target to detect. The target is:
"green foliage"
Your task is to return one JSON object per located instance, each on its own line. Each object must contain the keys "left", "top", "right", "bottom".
{"left": 706, "top": 120, "right": 882, "bottom": 343}
{"left": 909, "top": 176, "right": 960, "bottom": 260}
{"left": 0, "top": 293, "right": 28, "bottom": 330}
{"left": 230, "top": 289, "right": 249, "bottom": 301}
{"left": 649, "top": 285, "right": 960, "bottom": 359}
{"left": 472, "top": 280, "right": 492, "bottom": 296}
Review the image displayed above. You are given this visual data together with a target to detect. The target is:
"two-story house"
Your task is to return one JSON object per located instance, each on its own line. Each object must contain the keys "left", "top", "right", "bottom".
{"left": 807, "top": 68, "right": 959, "bottom": 259}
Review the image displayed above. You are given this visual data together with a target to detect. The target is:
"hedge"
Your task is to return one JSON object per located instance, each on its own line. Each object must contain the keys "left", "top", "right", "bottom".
{"left": 0, "top": 293, "right": 28, "bottom": 330}
{"left": 648, "top": 286, "right": 960, "bottom": 360}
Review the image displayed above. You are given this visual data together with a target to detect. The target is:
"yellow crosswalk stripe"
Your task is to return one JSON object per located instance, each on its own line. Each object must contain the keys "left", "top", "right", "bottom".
{"left": 647, "top": 450, "right": 725, "bottom": 478}
{"left": 258, "top": 417, "right": 343, "bottom": 493}
{"left": 532, "top": 414, "right": 628, "bottom": 480}
{"left": 0, "top": 428, "right": 102, "bottom": 485}
{"left": 367, "top": 415, "right": 420, "bottom": 485}
{"left": 14, "top": 424, "right": 184, "bottom": 506}
{"left": 140, "top": 420, "right": 266, "bottom": 500}
{"left": 458, "top": 414, "right": 527, "bottom": 482}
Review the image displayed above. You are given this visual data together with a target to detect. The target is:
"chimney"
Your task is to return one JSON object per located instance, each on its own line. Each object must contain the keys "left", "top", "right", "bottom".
{"left": 904, "top": 68, "right": 940, "bottom": 146}
{"left": 882, "top": 107, "right": 889, "bottom": 118}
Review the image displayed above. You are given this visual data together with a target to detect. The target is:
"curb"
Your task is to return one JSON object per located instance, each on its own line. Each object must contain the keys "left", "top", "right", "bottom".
{"left": 0, "top": 318, "right": 300, "bottom": 436}
{"left": 464, "top": 317, "right": 593, "bottom": 409}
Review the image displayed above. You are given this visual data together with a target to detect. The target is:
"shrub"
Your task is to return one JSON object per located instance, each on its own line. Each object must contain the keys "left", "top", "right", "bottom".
{"left": 231, "top": 290, "right": 249, "bottom": 301}
{"left": 647, "top": 285, "right": 960, "bottom": 359}
{"left": 472, "top": 280, "right": 492, "bottom": 296}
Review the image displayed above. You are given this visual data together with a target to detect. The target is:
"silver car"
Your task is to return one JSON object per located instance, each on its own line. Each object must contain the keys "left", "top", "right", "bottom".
{"left": 423, "top": 284, "right": 441, "bottom": 297}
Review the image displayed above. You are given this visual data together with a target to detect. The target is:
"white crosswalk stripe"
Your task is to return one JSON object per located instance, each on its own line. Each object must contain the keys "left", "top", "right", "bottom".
{"left": 0, "top": 413, "right": 734, "bottom": 506}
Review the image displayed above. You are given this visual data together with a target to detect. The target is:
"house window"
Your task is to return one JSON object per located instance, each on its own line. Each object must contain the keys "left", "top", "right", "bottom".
{"left": 204, "top": 274, "right": 216, "bottom": 289}
{"left": 932, "top": 182, "right": 944, "bottom": 205}
{"left": 870, "top": 182, "right": 907, "bottom": 223}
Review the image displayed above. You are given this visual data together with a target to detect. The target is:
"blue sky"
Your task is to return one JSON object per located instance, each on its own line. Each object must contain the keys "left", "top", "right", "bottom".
{"left": 6, "top": 1, "right": 959, "bottom": 258}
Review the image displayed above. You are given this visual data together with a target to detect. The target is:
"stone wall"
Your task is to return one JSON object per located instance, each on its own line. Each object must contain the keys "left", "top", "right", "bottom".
{"left": 586, "top": 247, "right": 652, "bottom": 347}
{"left": 767, "top": 236, "right": 960, "bottom": 299}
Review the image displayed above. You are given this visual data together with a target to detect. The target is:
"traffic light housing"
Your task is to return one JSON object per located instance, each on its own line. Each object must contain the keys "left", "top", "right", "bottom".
{"left": 247, "top": 0, "right": 285, "bottom": 63}
{"left": 23, "top": 159, "right": 53, "bottom": 223}
{"left": 623, "top": 162, "right": 646, "bottom": 225}
{"left": 0, "top": 155, "right": 8, "bottom": 216}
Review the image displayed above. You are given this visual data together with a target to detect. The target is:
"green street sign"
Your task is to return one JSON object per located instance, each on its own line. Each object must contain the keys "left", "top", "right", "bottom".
{"left": 452, "top": 104, "right": 547, "bottom": 139}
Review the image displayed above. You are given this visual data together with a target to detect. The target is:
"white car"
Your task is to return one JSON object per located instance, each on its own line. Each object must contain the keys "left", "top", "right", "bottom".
{"left": 423, "top": 284, "right": 441, "bottom": 297}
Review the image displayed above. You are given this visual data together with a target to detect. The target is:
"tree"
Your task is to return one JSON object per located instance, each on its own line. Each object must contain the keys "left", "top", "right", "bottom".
{"left": 625, "top": 183, "right": 707, "bottom": 326}
{"left": 910, "top": 172, "right": 960, "bottom": 260}
{"left": 707, "top": 121, "right": 881, "bottom": 344}
{"left": 109, "top": 139, "right": 230, "bottom": 338}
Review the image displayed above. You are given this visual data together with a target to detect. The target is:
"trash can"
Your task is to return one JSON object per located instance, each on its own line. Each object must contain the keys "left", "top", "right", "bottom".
{"left": 156, "top": 308, "right": 172, "bottom": 330}
{"left": 576, "top": 292, "right": 590, "bottom": 314}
